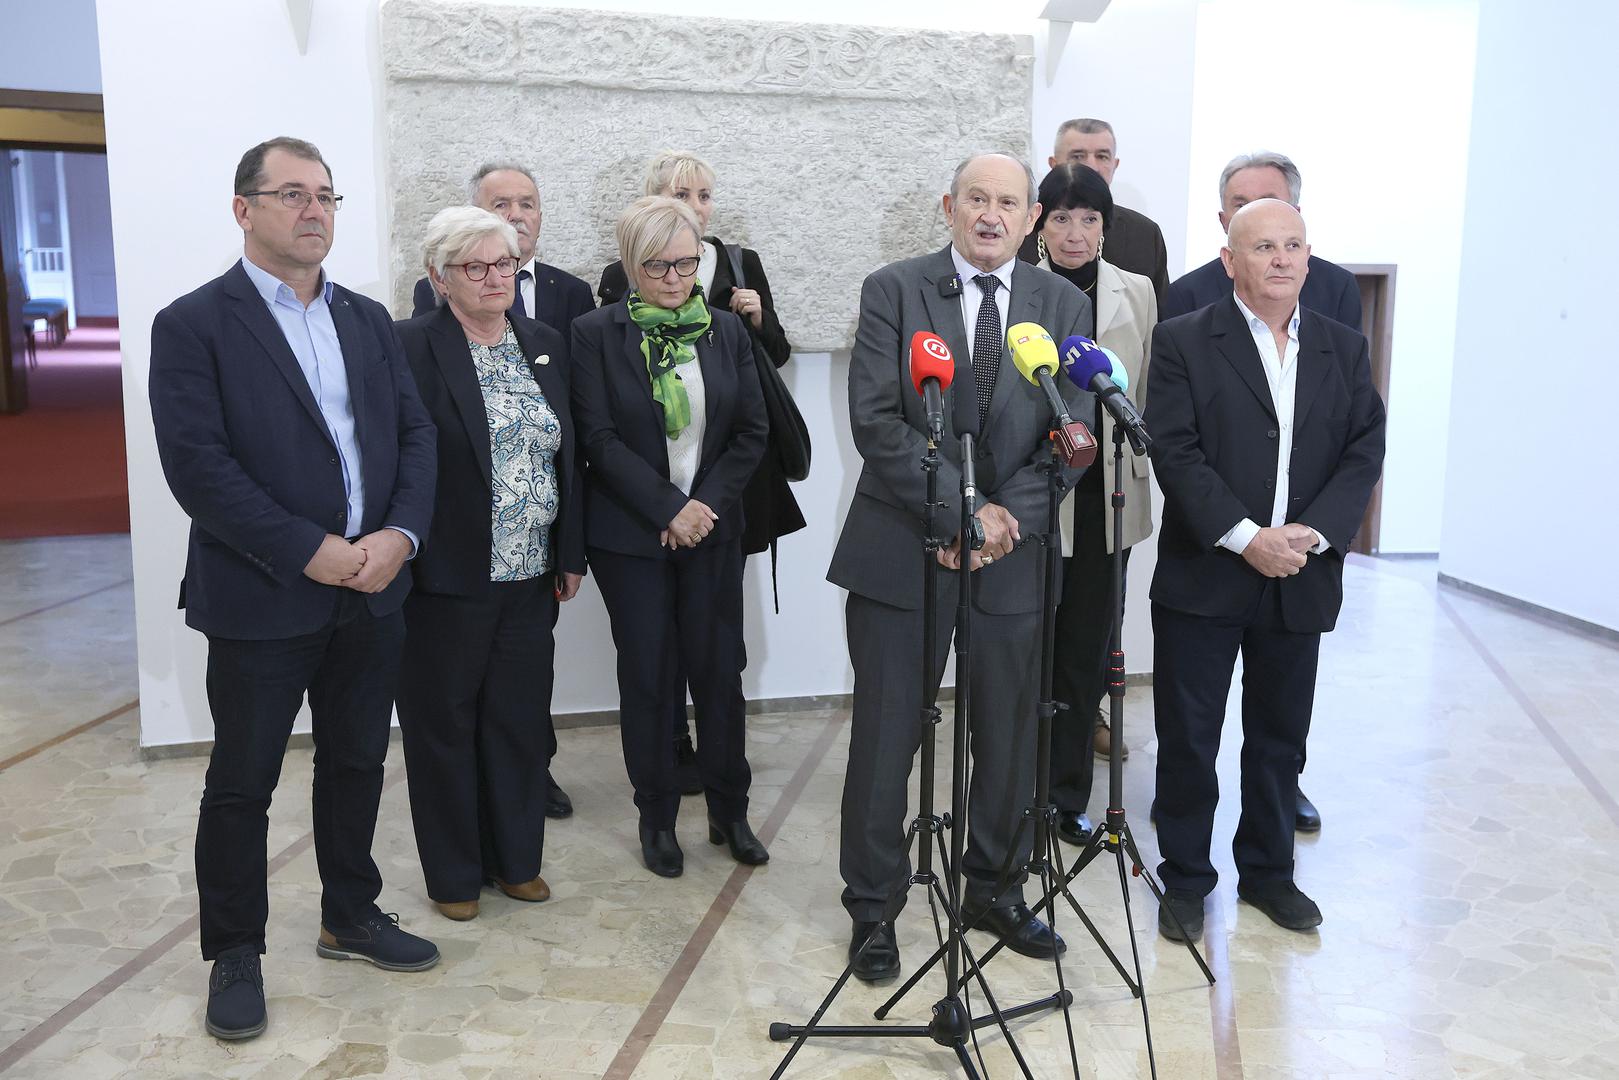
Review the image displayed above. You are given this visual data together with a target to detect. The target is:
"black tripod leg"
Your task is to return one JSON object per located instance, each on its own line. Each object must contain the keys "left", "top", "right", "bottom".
{"left": 952, "top": 926, "right": 1039, "bottom": 1080}
{"left": 1117, "top": 824, "right": 1215, "bottom": 985}
{"left": 1113, "top": 838, "right": 1161, "bottom": 1080}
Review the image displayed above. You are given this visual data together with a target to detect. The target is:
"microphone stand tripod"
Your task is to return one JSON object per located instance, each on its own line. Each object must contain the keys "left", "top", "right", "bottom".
{"left": 768, "top": 426, "right": 1041, "bottom": 1079}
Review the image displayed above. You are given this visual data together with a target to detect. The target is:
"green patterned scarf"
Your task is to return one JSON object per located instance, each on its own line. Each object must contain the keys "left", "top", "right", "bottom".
{"left": 627, "top": 287, "right": 712, "bottom": 438}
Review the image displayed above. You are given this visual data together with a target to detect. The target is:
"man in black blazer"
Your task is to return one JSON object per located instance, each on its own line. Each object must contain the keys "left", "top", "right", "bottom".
{"left": 410, "top": 162, "right": 594, "bottom": 339}
{"left": 412, "top": 161, "right": 590, "bottom": 819}
{"left": 1163, "top": 151, "right": 1363, "bottom": 333}
{"left": 149, "top": 137, "right": 439, "bottom": 1041}
{"left": 1144, "top": 199, "right": 1385, "bottom": 944}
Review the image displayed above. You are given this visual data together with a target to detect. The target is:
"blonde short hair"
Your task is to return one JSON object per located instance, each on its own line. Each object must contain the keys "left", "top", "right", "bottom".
{"left": 642, "top": 150, "right": 716, "bottom": 198}
{"left": 615, "top": 196, "right": 702, "bottom": 278}
{"left": 421, "top": 205, "right": 519, "bottom": 279}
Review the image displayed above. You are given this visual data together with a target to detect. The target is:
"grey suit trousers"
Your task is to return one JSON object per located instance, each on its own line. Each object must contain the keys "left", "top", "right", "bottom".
{"left": 840, "top": 588, "right": 1040, "bottom": 922}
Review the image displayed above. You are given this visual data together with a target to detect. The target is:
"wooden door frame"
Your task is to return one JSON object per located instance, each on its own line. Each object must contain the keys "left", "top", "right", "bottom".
{"left": 1341, "top": 263, "right": 1396, "bottom": 555}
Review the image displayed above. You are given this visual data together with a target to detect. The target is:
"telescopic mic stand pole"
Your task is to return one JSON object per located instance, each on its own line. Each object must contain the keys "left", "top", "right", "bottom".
{"left": 767, "top": 421, "right": 1034, "bottom": 1080}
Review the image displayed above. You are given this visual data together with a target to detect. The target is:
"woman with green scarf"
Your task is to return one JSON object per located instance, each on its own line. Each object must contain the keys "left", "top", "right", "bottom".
{"left": 570, "top": 196, "right": 770, "bottom": 878}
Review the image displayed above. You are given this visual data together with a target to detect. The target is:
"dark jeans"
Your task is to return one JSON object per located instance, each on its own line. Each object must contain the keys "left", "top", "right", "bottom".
{"left": 197, "top": 590, "right": 402, "bottom": 959}
{"left": 590, "top": 541, "right": 751, "bottom": 830}
{"left": 1152, "top": 582, "right": 1320, "bottom": 898}
{"left": 1049, "top": 483, "right": 1131, "bottom": 816}
{"left": 396, "top": 577, "right": 558, "bottom": 903}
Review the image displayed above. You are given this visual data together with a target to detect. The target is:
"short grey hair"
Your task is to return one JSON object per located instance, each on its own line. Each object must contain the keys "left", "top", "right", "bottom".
{"left": 950, "top": 152, "right": 1038, "bottom": 208}
{"left": 422, "top": 205, "right": 520, "bottom": 280}
{"left": 1219, "top": 151, "right": 1302, "bottom": 206}
{"left": 642, "top": 150, "right": 716, "bottom": 197}
{"left": 1053, "top": 118, "right": 1115, "bottom": 155}
{"left": 615, "top": 196, "right": 702, "bottom": 277}
{"left": 467, "top": 161, "right": 538, "bottom": 203}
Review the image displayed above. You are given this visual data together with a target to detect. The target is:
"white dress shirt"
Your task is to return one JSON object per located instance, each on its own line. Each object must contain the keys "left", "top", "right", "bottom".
{"left": 949, "top": 246, "right": 1015, "bottom": 362}
{"left": 697, "top": 240, "right": 718, "bottom": 298}
{"left": 1217, "top": 294, "right": 1328, "bottom": 556}
{"left": 665, "top": 349, "right": 708, "bottom": 496}
{"left": 517, "top": 257, "right": 536, "bottom": 320}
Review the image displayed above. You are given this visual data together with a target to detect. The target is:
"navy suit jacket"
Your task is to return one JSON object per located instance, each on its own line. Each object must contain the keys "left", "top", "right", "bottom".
{"left": 1163, "top": 254, "right": 1363, "bottom": 330}
{"left": 1144, "top": 297, "right": 1385, "bottom": 634}
{"left": 396, "top": 304, "right": 584, "bottom": 596}
{"left": 411, "top": 261, "right": 593, "bottom": 337}
{"left": 569, "top": 302, "right": 767, "bottom": 559}
{"left": 150, "top": 261, "right": 436, "bottom": 640}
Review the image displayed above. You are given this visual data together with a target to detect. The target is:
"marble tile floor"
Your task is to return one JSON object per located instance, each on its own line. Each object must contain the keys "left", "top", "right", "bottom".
{"left": 0, "top": 536, "right": 1617, "bottom": 1078}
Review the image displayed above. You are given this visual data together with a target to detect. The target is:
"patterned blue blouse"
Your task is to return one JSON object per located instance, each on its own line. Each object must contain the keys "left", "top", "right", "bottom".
{"left": 469, "top": 324, "right": 561, "bottom": 582}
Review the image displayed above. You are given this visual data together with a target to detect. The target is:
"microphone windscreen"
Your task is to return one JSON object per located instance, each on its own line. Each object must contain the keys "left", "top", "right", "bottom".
{"left": 1102, "top": 346, "right": 1128, "bottom": 393}
{"left": 909, "top": 331, "right": 956, "bottom": 397}
{"left": 1006, "top": 322, "right": 1059, "bottom": 385}
{"left": 1059, "top": 334, "right": 1112, "bottom": 388}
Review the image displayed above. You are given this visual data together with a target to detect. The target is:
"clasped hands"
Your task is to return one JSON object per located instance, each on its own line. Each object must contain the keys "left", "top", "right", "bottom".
{"left": 937, "top": 502, "right": 1018, "bottom": 572}
{"left": 302, "top": 530, "right": 411, "bottom": 593}
{"left": 1241, "top": 523, "right": 1320, "bottom": 578}
{"left": 660, "top": 499, "right": 718, "bottom": 550}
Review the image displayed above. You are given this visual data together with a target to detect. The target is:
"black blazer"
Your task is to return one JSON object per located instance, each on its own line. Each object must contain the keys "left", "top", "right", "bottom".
{"left": 1144, "top": 297, "right": 1386, "bottom": 634}
{"left": 149, "top": 261, "right": 436, "bottom": 640}
{"left": 396, "top": 305, "right": 584, "bottom": 596}
{"left": 1163, "top": 254, "right": 1363, "bottom": 330}
{"left": 411, "top": 260, "right": 594, "bottom": 338}
{"left": 569, "top": 301, "right": 768, "bottom": 559}
{"left": 599, "top": 237, "right": 805, "bottom": 555}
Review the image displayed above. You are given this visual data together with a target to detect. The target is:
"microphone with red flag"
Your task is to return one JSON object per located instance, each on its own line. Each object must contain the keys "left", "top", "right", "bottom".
{"left": 909, "top": 330, "right": 954, "bottom": 440}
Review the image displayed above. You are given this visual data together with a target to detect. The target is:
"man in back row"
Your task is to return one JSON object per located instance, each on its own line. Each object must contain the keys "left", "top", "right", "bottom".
{"left": 1045, "top": 117, "right": 1169, "bottom": 307}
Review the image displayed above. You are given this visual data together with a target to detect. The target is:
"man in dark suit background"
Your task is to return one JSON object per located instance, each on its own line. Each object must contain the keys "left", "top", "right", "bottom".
{"left": 1162, "top": 152, "right": 1363, "bottom": 834}
{"left": 1144, "top": 199, "right": 1385, "bottom": 944}
{"left": 1164, "top": 151, "right": 1363, "bottom": 333}
{"left": 410, "top": 161, "right": 594, "bottom": 340}
{"left": 149, "top": 137, "right": 439, "bottom": 1041}
{"left": 828, "top": 152, "right": 1096, "bottom": 981}
{"left": 411, "top": 160, "right": 591, "bottom": 819}
{"left": 1035, "top": 118, "right": 1169, "bottom": 308}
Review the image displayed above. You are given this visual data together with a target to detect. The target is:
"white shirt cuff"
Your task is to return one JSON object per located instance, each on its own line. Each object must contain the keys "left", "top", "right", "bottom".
{"left": 1217, "top": 518, "right": 1261, "bottom": 554}
{"left": 385, "top": 525, "right": 420, "bottom": 559}
{"left": 1307, "top": 526, "right": 1330, "bottom": 554}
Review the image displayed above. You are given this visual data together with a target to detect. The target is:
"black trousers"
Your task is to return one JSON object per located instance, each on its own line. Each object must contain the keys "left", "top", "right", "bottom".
{"left": 396, "top": 577, "right": 557, "bottom": 903}
{"left": 1152, "top": 583, "right": 1320, "bottom": 898}
{"left": 840, "top": 590, "right": 1041, "bottom": 922}
{"left": 197, "top": 590, "right": 401, "bottom": 959}
{"left": 1048, "top": 485, "right": 1131, "bottom": 816}
{"left": 590, "top": 540, "right": 751, "bottom": 830}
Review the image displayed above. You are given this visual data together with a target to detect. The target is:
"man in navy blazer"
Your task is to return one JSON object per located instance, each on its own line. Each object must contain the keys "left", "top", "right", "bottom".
{"left": 149, "top": 137, "right": 439, "bottom": 1042}
{"left": 1145, "top": 200, "right": 1384, "bottom": 944}
{"left": 409, "top": 162, "right": 593, "bottom": 338}
{"left": 1163, "top": 151, "right": 1363, "bottom": 334}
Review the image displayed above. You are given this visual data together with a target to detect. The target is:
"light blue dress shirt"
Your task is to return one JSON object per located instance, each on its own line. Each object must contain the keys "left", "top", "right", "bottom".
{"left": 240, "top": 257, "right": 416, "bottom": 553}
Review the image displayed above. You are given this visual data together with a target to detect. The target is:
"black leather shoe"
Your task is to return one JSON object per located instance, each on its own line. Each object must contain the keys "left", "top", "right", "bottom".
{"left": 708, "top": 817, "right": 769, "bottom": 865}
{"left": 639, "top": 823, "right": 684, "bottom": 877}
{"left": 545, "top": 773, "right": 574, "bottom": 819}
{"left": 961, "top": 902, "right": 1066, "bottom": 959}
{"left": 317, "top": 912, "right": 439, "bottom": 971}
{"left": 849, "top": 920, "right": 900, "bottom": 982}
{"left": 1158, "top": 888, "right": 1205, "bottom": 943}
{"left": 1238, "top": 881, "right": 1323, "bottom": 931}
{"left": 1055, "top": 810, "right": 1094, "bottom": 846}
{"left": 205, "top": 945, "right": 265, "bottom": 1040}
{"left": 674, "top": 735, "right": 703, "bottom": 796}
{"left": 1295, "top": 787, "right": 1322, "bottom": 832}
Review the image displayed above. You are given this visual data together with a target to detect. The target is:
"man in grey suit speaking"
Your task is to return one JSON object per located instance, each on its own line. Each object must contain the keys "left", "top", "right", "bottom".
{"left": 828, "top": 152, "right": 1097, "bottom": 981}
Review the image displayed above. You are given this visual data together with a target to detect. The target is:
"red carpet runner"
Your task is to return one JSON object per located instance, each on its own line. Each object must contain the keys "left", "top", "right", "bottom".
{"left": 0, "top": 322, "right": 130, "bottom": 538}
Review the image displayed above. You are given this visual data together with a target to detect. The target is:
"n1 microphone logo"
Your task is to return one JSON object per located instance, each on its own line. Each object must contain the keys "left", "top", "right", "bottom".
{"left": 1062, "top": 338, "right": 1102, "bottom": 370}
{"left": 921, "top": 336, "right": 952, "bottom": 363}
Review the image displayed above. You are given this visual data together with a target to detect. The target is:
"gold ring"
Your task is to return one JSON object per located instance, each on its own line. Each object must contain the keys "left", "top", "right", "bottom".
{"left": 982, "top": 553, "right": 994, "bottom": 565}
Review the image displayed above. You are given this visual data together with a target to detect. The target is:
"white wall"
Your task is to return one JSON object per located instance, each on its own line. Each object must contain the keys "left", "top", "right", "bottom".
{"left": 0, "top": 0, "right": 102, "bottom": 94}
{"left": 1185, "top": 0, "right": 1478, "bottom": 555}
{"left": 1439, "top": 1, "right": 1619, "bottom": 632}
{"left": 63, "top": 151, "right": 118, "bottom": 317}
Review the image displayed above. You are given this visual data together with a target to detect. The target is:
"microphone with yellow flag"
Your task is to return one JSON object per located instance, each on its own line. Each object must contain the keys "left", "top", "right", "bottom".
{"left": 1007, "top": 322, "right": 1097, "bottom": 468}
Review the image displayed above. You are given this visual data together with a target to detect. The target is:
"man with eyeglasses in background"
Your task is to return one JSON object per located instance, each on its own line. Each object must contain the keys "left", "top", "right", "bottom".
{"left": 149, "top": 136, "right": 440, "bottom": 1042}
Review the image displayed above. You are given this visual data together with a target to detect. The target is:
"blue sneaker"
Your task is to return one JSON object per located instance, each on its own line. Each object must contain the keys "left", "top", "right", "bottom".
{"left": 316, "top": 912, "right": 439, "bottom": 972}
{"left": 205, "top": 945, "right": 266, "bottom": 1040}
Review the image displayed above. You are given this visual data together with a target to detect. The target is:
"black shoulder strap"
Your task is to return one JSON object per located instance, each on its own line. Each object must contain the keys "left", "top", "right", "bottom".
{"left": 716, "top": 237, "right": 746, "bottom": 290}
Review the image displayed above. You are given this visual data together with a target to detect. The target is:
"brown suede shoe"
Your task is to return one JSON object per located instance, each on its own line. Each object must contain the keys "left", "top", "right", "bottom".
{"left": 434, "top": 899, "right": 479, "bottom": 921}
{"left": 493, "top": 876, "right": 550, "bottom": 903}
{"left": 1093, "top": 711, "right": 1129, "bottom": 760}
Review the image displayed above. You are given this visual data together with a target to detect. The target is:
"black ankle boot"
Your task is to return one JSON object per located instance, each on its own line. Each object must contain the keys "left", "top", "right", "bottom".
{"left": 707, "top": 816, "right": 769, "bottom": 865}
{"left": 639, "top": 823, "right": 684, "bottom": 877}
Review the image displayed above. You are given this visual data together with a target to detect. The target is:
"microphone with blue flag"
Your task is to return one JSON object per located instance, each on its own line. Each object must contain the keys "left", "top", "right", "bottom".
{"left": 1059, "top": 335, "right": 1151, "bottom": 455}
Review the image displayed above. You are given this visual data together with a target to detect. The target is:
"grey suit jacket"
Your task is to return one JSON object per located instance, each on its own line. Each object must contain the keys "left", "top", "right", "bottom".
{"left": 828, "top": 246, "right": 1096, "bottom": 615}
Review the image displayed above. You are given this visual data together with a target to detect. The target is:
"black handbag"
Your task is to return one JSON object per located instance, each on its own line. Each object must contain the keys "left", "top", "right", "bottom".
{"left": 719, "top": 241, "right": 811, "bottom": 482}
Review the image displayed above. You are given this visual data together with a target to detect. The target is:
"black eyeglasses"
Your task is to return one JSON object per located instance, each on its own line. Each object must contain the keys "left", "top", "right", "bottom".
{"left": 242, "top": 189, "right": 343, "bottom": 212}
{"left": 446, "top": 257, "right": 519, "bottom": 282}
{"left": 641, "top": 255, "right": 700, "bottom": 279}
